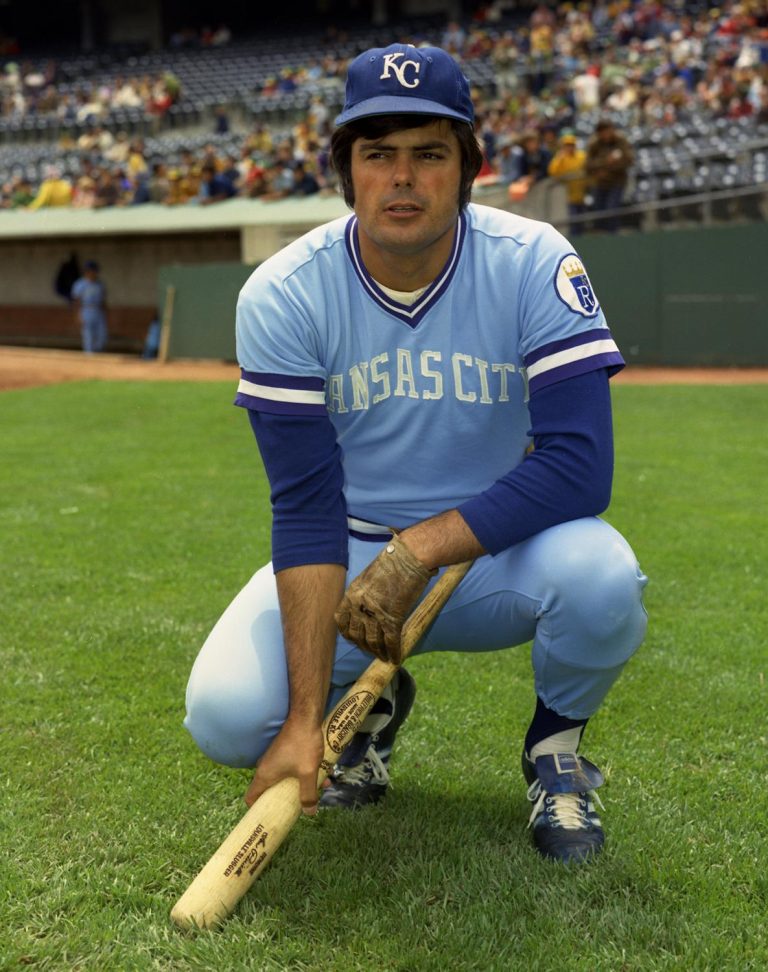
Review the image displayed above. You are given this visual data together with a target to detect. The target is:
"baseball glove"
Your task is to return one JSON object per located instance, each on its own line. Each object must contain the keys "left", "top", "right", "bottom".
{"left": 335, "top": 534, "right": 436, "bottom": 663}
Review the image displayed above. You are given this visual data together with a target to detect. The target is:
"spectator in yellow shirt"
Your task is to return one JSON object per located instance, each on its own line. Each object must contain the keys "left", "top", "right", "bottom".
{"left": 548, "top": 133, "right": 587, "bottom": 236}
{"left": 127, "top": 139, "right": 149, "bottom": 181}
{"left": 27, "top": 166, "right": 73, "bottom": 209}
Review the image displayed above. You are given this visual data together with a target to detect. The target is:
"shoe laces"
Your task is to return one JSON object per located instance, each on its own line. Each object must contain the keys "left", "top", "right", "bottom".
{"left": 333, "top": 742, "right": 389, "bottom": 787}
{"left": 526, "top": 780, "right": 604, "bottom": 830}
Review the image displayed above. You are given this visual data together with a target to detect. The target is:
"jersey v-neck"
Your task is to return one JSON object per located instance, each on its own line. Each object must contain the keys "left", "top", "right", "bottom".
{"left": 344, "top": 210, "right": 467, "bottom": 328}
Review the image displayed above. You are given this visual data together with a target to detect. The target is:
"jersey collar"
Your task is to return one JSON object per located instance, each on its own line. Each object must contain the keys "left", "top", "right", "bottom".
{"left": 345, "top": 210, "right": 467, "bottom": 328}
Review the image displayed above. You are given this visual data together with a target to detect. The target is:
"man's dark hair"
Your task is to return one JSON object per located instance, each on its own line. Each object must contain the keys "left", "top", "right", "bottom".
{"left": 330, "top": 115, "right": 484, "bottom": 210}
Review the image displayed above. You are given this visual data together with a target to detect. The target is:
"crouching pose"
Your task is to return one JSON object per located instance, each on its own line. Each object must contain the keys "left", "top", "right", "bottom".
{"left": 185, "top": 44, "right": 648, "bottom": 864}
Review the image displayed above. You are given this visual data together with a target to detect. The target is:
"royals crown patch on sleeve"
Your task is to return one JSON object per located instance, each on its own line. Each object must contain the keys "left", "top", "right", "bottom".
{"left": 554, "top": 253, "right": 600, "bottom": 318}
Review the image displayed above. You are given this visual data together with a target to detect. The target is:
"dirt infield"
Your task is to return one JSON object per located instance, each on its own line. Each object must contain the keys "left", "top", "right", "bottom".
{"left": 1, "top": 345, "right": 767, "bottom": 392}
{"left": 0, "top": 347, "right": 238, "bottom": 391}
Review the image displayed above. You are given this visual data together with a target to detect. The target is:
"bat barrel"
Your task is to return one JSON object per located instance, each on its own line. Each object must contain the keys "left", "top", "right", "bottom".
{"left": 171, "top": 777, "right": 302, "bottom": 929}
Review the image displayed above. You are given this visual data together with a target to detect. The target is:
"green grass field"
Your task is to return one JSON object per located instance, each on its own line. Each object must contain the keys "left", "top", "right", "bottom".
{"left": 1, "top": 380, "right": 766, "bottom": 971}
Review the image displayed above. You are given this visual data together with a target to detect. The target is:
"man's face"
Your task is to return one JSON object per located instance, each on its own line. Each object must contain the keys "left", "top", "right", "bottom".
{"left": 350, "top": 119, "right": 462, "bottom": 261}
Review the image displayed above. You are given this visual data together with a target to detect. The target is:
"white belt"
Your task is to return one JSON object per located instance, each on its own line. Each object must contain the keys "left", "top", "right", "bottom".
{"left": 347, "top": 516, "right": 395, "bottom": 541}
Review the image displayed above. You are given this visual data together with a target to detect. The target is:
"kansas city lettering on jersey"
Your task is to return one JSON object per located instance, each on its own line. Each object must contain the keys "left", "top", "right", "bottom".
{"left": 326, "top": 350, "right": 525, "bottom": 413}
{"left": 236, "top": 352, "right": 527, "bottom": 416}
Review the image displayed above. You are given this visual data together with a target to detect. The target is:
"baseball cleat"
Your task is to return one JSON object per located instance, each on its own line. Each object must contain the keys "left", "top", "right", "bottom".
{"left": 320, "top": 667, "right": 416, "bottom": 809}
{"left": 523, "top": 751, "right": 605, "bottom": 863}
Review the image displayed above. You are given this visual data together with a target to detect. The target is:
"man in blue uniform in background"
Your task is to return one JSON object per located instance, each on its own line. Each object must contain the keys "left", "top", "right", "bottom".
{"left": 184, "top": 44, "right": 648, "bottom": 864}
{"left": 71, "top": 259, "right": 108, "bottom": 353}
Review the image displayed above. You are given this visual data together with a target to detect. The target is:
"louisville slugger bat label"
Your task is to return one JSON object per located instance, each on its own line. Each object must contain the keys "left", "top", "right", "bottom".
{"left": 223, "top": 824, "right": 269, "bottom": 877}
{"left": 237, "top": 849, "right": 268, "bottom": 878}
{"left": 325, "top": 691, "right": 375, "bottom": 753}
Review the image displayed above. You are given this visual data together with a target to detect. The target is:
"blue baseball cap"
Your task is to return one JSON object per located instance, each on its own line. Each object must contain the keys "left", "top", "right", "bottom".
{"left": 334, "top": 44, "right": 474, "bottom": 128}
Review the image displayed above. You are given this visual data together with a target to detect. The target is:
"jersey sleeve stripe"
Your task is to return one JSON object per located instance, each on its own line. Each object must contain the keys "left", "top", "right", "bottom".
{"left": 234, "top": 391, "right": 328, "bottom": 415}
{"left": 525, "top": 338, "right": 624, "bottom": 394}
{"left": 526, "top": 338, "right": 619, "bottom": 378}
{"left": 234, "top": 372, "right": 327, "bottom": 414}
{"left": 525, "top": 327, "right": 612, "bottom": 366}
{"left": 239, "top": 369, "right": 325, "bottom": 391}
{"left": 237, "top": 377, "right": 326, "bottom": 404}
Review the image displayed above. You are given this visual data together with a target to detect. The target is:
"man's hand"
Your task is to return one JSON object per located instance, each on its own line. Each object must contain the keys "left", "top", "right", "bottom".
{"left": 335, "top": 533, "right": 435, "bottom": 663}
{"left": 245, "top": 717, "right": 325, "bottom": 815}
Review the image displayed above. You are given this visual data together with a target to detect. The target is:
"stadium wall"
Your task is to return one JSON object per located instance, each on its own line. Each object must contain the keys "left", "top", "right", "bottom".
{"left": 157, "top": 221, "right": 768, "bottom": 366}
{"left": 1, "top": 202, "right": 766, "bottom": 364}
{"left": 157, "top": 263, "right": 255, "bottom": 360}
{"left": 0, "top": 233, "right": 241, "bottom": 351}
{"left": 0, "top": 197, "right": 347, "bottom": 351}
{"left": 577, "top": 222, "right": 768, "bottom": 367}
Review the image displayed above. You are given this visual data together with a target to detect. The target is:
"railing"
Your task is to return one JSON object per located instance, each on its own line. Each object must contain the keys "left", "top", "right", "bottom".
{"left": 557, "top": 181, "right": 768, "bottom": 234}
{"left": 476, "top": 177, "right": 768, "bottom": 235}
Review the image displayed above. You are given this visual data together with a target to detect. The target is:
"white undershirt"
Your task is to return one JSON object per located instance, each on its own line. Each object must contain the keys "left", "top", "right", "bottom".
{"left": 373, "top": 279, "right": 429, "bottom": 306}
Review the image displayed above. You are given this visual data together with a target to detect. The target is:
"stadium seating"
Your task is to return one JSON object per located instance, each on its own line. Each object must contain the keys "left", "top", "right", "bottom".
{"left": 1, "top": 7, "right": 767, "bottom": 218}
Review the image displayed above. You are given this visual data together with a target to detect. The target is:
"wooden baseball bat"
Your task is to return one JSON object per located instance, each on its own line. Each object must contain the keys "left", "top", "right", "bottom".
{"left": 170, "top": 559, "right": 474, "bottom": 930}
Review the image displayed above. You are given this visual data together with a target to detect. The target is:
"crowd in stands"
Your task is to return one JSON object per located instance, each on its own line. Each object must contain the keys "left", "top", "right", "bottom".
{"left": 1, "top": 62, "right": 183, "bottom": 126}
{"left": 10, "top": 123, "right": 330, "bottom": 211}
{"left": 1, "top": 1, "right": 767, "bottom": 213}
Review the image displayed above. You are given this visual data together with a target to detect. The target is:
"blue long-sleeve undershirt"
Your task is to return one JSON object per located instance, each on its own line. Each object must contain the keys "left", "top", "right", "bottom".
{"left": 247, "top": 367, "right": 614, "bottom": 570}
{"left": 248, "top": 410, "right": 348, "bottom": 572}
{"left": 457, "top": 368, "right": 614, "bottom": 554}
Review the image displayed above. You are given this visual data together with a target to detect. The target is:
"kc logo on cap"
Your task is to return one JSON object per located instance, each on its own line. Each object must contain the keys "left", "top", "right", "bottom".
{"left": 379, "top": 51, "right": 421, "bottom": 89}
{"left": 335, "top": 43, "right": 474, "bottom": 128}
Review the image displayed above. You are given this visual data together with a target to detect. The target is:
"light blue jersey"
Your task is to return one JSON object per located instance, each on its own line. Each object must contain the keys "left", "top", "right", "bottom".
{"left": 71, "top": 277, "right": 106, "bottom": 310}
{"left": 235, "top": 204, "right": 623, "bottom": 531}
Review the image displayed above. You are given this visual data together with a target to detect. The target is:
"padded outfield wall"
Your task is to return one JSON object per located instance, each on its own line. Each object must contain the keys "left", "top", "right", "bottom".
{"left": 157, "top": 221, "right": 768, "bottom": 366}
{"left": 576, "top": 222, "right": 768, "bottom": 367}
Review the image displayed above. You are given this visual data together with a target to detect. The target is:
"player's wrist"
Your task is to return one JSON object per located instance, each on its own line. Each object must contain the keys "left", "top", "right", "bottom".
{"left": 283, "top": 709, "right": 325, "bottom": 734}
{"left": 399, "top": 510, "right": 483, "bottom": 571}
{"left": 397, "top": 528, "right": 438, "bottom": 571}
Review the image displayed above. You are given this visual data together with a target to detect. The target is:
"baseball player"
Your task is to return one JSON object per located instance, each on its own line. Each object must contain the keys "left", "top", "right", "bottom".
{"left": 70, "top": 260, "right": 108, "bottom": 353}
{"left": 184, "top": 44, "right": 648, "bottom": 864}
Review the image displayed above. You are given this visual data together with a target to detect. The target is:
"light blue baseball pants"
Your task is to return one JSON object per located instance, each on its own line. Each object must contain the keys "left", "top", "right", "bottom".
{"left": 184, "top": 516, "right": 648, "bottom": 768}
{"left": 80, "top": 309, "right": 108, "bottom": 353}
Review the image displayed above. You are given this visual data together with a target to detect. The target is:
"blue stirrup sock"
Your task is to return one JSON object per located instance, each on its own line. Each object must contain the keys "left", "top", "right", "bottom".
{"left": 524, "top": 696, "right": 588, "bottom": 761}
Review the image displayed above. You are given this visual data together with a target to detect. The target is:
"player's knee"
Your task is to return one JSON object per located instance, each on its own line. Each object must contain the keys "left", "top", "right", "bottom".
{"left": 545, "top": 525, "right": 648, "bottom": 656}
{"left": 184, "top": 681, "right": 282, "bottom": 769}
